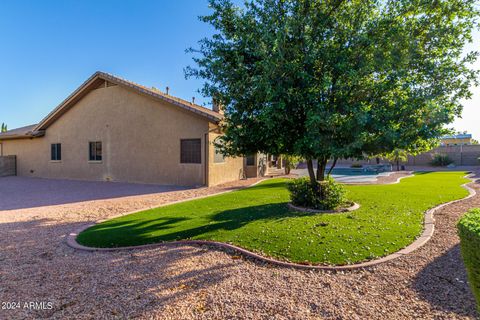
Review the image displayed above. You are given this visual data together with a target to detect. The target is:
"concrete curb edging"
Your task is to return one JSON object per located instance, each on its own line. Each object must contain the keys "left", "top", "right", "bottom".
{"left": 345, "top": 171, "right": 415, "bottom": 185}
{"left": 287, "top": 202, "right": 360, "bottom": 213}
{"left": 66, "top": 173, "right": 477, "bottom": 271}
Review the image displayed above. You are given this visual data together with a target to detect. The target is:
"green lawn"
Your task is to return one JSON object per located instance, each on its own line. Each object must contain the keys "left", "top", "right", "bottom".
{"left": 77, "top": 171, "right": 470, "bottom": 265}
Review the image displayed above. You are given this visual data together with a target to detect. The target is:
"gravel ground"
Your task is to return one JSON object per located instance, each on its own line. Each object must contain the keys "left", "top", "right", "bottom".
{"left": 0, "top": 173, "right": 479, "bottom": 319}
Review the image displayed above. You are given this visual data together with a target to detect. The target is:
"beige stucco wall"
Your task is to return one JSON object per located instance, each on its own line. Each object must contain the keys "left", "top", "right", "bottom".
{"left": 1, "top": 85, "right": 212, "bottom": 186}
{"left": 207, "top": 124, "right": 245, "bottom": 186}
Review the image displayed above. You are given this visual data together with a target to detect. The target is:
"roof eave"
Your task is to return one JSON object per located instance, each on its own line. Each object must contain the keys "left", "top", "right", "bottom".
{"left": 98, "top": 72, "right": 223, "bottom": 123}
{"left": 128, "top": 84, "right": 222, "bottom": 123}
{"left": 0, "top": 129, "right": 45, "bottom": 140}
{"left": 33, "top": 73, "right": 102, "bottom": 131}
{"left": 33, "top": 72, "right": 223, "bottom": 131}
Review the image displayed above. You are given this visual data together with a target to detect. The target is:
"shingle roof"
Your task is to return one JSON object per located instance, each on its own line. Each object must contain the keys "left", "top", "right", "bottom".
{"left": 0, "top": 124, "right": 44, "bottom": 140}
{"left": 441, "top": 134, "right": 472, "bottom": 139}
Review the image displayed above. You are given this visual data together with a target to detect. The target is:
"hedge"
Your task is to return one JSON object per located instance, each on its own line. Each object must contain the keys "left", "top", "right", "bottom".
{"left": 458, "top": 208, "right": 480, "bottom": 312}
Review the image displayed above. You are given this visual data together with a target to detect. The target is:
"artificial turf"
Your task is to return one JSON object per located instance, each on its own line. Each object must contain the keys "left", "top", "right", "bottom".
{"left": 77, "top": 171, "right": 470, "bottom": 265}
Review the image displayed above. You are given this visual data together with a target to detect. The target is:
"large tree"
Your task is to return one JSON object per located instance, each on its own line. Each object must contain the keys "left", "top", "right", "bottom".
{"left": 187, "top": 0, "right": 478, "bottom": 183}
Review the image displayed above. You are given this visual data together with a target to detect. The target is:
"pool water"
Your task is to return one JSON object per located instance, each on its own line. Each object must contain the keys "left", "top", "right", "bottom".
{"left": 292, "top": 167, "right": 393, "bottom": 183}
{"left": 329, "top": 166, "right": 391, "bottom": 176}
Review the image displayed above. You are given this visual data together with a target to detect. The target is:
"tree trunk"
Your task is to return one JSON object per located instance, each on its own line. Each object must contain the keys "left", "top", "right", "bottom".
{"left": 316, "top": 158, "right": 327, "bottom": 181}
{"left": 396, "top": 158, "right": 400, "bottom": 171}
{"left": 285, "top": 159, "right": 291, "bottom": 175}
{"left": 327, "top": 157, "right": 338, "bottom": 176}
{"left": 306, "top": 159, "right": 316, "bottom": 184}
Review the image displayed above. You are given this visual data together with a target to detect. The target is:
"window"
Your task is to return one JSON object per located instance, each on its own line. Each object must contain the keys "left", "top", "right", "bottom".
{"left": 89, "top": 141, "right": 102, "bottom": 161}
{"left": 180, "top": 139, "right": 201, "bottom": 164}
{"left": 246, "top": 154, "right": 256, "bottom": 166}
{"left": 51, "top": 143, "right": 61, "bottom": 161}
{"left": 213, "top": 145, "right": 225, "bottom": 163}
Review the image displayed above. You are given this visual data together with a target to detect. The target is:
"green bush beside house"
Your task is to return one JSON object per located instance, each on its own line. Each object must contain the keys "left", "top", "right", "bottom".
{"left": 458, "top": 208, "right": 480, "bottom": 312}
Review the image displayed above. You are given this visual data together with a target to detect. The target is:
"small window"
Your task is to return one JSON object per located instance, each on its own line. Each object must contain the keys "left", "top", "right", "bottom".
{"left": 246, "top": 154, "right": 256, "bottom": 166}
{"left": 180, "top": 139, "right": 201, "bottom": 164}
{"left": 89, "top": 141, "right": 102, "bottom": 161}
{"left": 213, "top": 145, "right": 225, "bottom": 163}
{"left": 51, "top": 143, "right": 61, "bottom": 161}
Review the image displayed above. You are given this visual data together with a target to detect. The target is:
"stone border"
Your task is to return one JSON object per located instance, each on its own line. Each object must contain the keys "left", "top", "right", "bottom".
{"left": 287, "top": 202, "right": 360, "bottom": 213}
{"left": 67, "top": 173, "right": 477, "bottom": 271}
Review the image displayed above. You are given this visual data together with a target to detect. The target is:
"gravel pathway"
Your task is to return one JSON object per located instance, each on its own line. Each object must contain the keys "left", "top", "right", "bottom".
{"left": 0, "top": 173, "right": 479, "bottom": 319}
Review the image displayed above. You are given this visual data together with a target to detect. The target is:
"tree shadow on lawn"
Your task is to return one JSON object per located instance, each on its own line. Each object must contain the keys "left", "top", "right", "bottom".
{"left": 0, "top": 218, "right": 236, "bottom": 318}
{"left": 80, "top": 202, "right": 319, "bottom": 247}
{"left": 412, "top": 244, "right": 478, "bottom": 318}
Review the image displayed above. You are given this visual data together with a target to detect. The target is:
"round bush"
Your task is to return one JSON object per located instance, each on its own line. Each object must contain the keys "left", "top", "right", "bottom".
{"left": 430, "top": 153, "right": 453, "bottom": 166}
{"left": 287, "top": 176, "right": 347, "bottom": 210}
{"left": 458, "top": 208, "right": 480, "bottom": 312}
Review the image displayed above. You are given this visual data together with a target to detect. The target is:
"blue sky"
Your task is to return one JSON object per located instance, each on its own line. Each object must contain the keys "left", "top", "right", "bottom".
{"left": 0, "top": 0, "right": 216, "bottom": 129}
{"left": 0, "top": 1, "right": 478, "bottom": 139}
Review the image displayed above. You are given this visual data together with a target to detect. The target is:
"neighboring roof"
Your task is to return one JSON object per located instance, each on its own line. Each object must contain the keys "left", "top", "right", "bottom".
{"left": 0, "top": 124, "right": 44, "bottom": 140}
{"left": 1, "top": 71, "right": 222, "bottom": 140}
{"left": 441, "top": 134, "right": 472, "bottom": 140}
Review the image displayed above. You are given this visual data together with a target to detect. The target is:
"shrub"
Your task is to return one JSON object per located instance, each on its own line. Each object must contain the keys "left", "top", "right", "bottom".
{"left": 351, "top": 163, "right": 363, "bottom": 168}
{"left": 458, "top": 208, "right": 480, "bottom": 312}
{"left": 287, "top": 176, "right": 347, "bottom": 210}
{"left": 283, "top": 155, "right": 303, "bottom": 174}
{"left": 430, "top": 153, "right": 453, "bottom": 166}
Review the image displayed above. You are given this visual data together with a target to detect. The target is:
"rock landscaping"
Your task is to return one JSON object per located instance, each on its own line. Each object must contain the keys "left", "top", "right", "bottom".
{"left": 0, "top": 173, "right": 479, "bottom": 319}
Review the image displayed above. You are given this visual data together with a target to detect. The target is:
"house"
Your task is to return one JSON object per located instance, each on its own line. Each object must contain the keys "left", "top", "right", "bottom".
{"left": 440, "top": 134, "right": 473, "bottom": 146}
{"left": 0, "top": 71, "right": 270, "bottom": 186}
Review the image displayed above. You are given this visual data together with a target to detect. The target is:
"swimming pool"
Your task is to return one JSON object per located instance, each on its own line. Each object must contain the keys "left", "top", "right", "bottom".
{"left": 329, "top": 167, "right": 377, "bottom": 176}
{"left": 328, "top": 165, "right": 392, "bottom": 176}
{"left": 292, "top": 167, "right": 394, "bottom": 183}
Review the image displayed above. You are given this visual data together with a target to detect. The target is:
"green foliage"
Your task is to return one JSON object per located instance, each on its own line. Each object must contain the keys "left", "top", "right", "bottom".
{"left": 458, "top": 208, "right": 480, "bottom": 312}
{"left": 1, "top": 123, "right": 7, "bottom": 133}
{"left": 287, "top": 176, "right": 347, "bottom": 210}
{"left": 186, "top": 0, "right": 479, "bottom": 179}
{"left": 283, "top": 154, "right": 303, "bottom": 174}
{"left": 283, "top": 155, "right": 302, "bottom": 170}
{"left": 383, "top": 149, "right": 408, "bottom": 163}
{"left": 430, "top": 153, "right": 453, "bottom": 167}
{"left": 381, "top": 148, "right": 409, "bottom": 170}
{"left": 78, "top": 172, "right": 469, "bottom": 265}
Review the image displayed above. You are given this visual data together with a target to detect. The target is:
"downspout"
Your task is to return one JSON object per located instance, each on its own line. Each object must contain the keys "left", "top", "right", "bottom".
{"left": 204, "top": 131, "right": 208, "bottom": 186}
